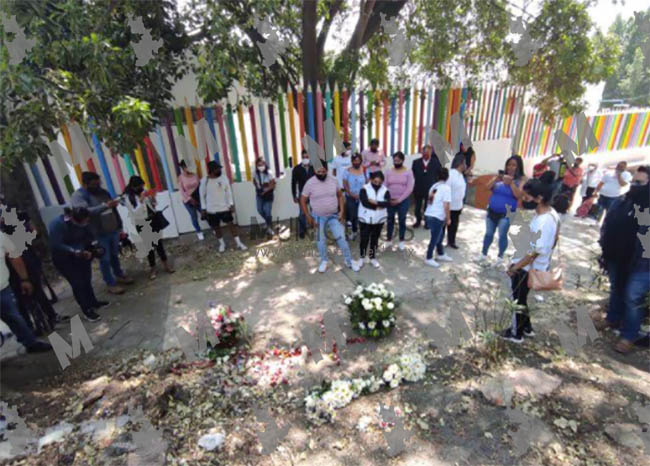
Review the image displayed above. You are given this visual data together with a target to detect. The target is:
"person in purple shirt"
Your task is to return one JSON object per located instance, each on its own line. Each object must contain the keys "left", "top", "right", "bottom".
{"left": 478, "top": 156, "right": 526, "bottom": 265}
{"left": 385, "top": 152, "right": 414, "bottom": 251}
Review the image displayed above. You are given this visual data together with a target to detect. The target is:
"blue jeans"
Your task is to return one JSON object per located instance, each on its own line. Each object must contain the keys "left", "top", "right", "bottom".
{"left": 597, "top": 195, "right": 620, "bottom": 222}
{"left": 606, "top": 262, "right": 650, "bottom": 341}
{"left": 345, "top": 196, "right": 360, "bottom": 233}
{"left": 183, "top": 201, "right": 201, "bottom": 232}
{"left": 313, "top": 213, "right": 353, "bottom": 264}
{"left": 97, "top": 231, "right": 125, "bottom": 286}
{"left": 425, "top": 216, "right": 445, "bottom": 259}
{"left": 482, "top": 215, "right": 510, "bottom": 258}
{"left": 387, "top": 198, "right": 409, "bottom": 241}
{"left": 1, "top": 286, "right": 37, "bottom": 348}
{"left": 256, "top": 196, "right": 274, "bottom": 228}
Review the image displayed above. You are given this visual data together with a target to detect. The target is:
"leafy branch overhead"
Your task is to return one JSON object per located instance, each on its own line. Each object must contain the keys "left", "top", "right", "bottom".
{"left": 1, "top": 0, "right": 623, "bottom": 167}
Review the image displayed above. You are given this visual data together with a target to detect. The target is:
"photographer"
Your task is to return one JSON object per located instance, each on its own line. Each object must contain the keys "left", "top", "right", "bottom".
{"left": 71, "top": 172, "right": 133, "bottom": 294}
{"left": 48, "top": 207, "right": 104, "bottom": 322}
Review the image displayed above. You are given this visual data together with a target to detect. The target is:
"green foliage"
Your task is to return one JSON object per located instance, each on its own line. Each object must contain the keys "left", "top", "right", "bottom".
{"left": 0, "top": 0, "right": 189, "bottom": 167}
{"left": 344, "top": 283, "right": 397, "bottom": 338}
{"left": 508, "top": 0, "right": 620, "bottom": 121}
{"left": 601, "top": 8, "right": 650, "bottom": 109}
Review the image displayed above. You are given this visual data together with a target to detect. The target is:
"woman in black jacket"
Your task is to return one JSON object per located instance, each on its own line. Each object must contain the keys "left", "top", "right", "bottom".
{"left": 123, "top": 176, "right": 174, "bottom": 279}
{"left": 411, "top": 144, "right": 442, "bottom": 227}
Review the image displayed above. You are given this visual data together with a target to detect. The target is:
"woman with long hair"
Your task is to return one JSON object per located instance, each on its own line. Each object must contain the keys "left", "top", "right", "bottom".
{"left": 356, "top": 170, "right": 391, "bottom": 269}
{"left": 502, "top": 173, "right": 560, "bottom": 343}
{"left": 478, "top": 155, "right": 527, "bottom": 265}
{"left": 123, "top": 176, "right": 174, "bottom": 279}
{"left": 253, "top": 158, "right": 276, "bottom": 236}
{"left": 342, "top": 153, "right": 366, "bottom": 240}
{"left": 178, "top": 160, "right": 203, "bottom": 240}
{"left": 385, "top": 151, "right": 414, "bottom": 250}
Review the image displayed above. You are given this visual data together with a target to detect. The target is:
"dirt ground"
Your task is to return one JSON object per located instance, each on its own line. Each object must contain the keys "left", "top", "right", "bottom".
{"left": 0, "top": 205, "right": 648, "bottom": 465}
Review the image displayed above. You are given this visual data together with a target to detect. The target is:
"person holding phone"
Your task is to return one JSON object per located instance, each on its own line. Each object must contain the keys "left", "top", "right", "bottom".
{"left": 591, "top": 161, "right": 632, "bottom": 223}
{"left": 178, "top": 160, "right": 204, "bottom": 241}
{"left": 71, "top": 172, "right": 133, "bottom": 295}
{"left": 253, "top": 158, "right": 276, "bottom": 236}
{"left": 361, "top": 139, "right": 386, "bottom": 174}
{"left": 477, "top": 156, "right": 526, "bottom": 265}
{"left": 424, "top": 168, "right": 453, "bottom": 267}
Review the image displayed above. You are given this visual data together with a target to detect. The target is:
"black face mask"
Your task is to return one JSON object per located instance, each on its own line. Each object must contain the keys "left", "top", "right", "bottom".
{"left": 371, "top": 183, "right": 381, "bottom": 191}
{"left": 352, "top": 163, "right": 362, "bottom": 169}
{"left": 628, "top": 182, "right": 649, "bottom": 206}
{"left": 211, "top": 170, "right": 222, "bottom": 178}
{"left": 371, "top": 147, "right": 377, "bottom": 153}
{"left": 394, "top": 163, "right": 403, "bottom": 169}
{"left": 88, "top": 186, "right": 102, "bottom": 194}
{"left": 522, "top": 200, "right": 538, "bottom": 210}
{"left": 316, "top": 173, "right": 327, "bottom": 181}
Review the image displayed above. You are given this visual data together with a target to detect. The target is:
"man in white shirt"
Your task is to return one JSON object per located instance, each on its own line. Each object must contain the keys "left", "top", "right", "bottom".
{"left": 199, "top": 161, "right": 247, "bottom": 252}
{"left": 592, "top": 161, "right": 632, "bottom": 222}
{"left": 580, "top": 163, "right": 601, "bottom": 202}
{"left": 445, "top": 154, "right": 467, "bottom": 249}
{"left": 0, "top": 231, "right": 52, "bottom": 352}
{"left": 424, "top": 168, "right": 453, "bottom": 267}
{"left": 331, "top": 141, "right": 352, "bottom": 189}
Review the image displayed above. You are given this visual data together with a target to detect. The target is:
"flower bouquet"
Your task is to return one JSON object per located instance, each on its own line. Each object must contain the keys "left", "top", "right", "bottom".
{"left": 343, "top": 282, "right": 397, "bottom": 338}
{"left": 206, "top": 304, "right": 247, "bottom": 352}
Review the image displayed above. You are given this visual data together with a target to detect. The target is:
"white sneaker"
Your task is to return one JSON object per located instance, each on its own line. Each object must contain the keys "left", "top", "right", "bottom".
{"left": 425, "top": 258, "right": 440, "bottom": 268}
{"left": 370, "top": 259, "right": 380, "bottom": 268}
{"left": 218, "top": 241, "right": 226, "bottom": 253}
{"left": 356, "top": 259, "right": 365, "bottom": 270}
{"left": 436, "top": 254, "right": 453, "bottom": 262}
{"left": 236, "top": 242, "right": 248, "bottom": 251}
{"left": 348, "top": 261, "right": 360, "bottom": 272}
{"left": 318, "top": 261, "right": 328, "bottom": 273}
{"left": 197, "top": 232, "right": 205, "bottom": 241}
{"left": 266, "top": 228, "right": 275, "bottom": 236}
{"left": 398, "top": 241, "right": 406, "bottom": 251}
{"left": 475, "top": 254, "right": 488, "bottom": 263}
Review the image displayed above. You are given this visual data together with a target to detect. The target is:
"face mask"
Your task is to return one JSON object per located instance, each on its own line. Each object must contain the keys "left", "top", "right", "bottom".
{"left": 135, "top": 187, "right": 144, "bottom": 195}
{"left": 212, "top": 170, "right": 222, "bottom": 178}
{"left": 371, "top": 147, "right": 377, "bottom": 153}
{"left": 352, "top": 162, "right": 361, "bottom": 169}
{"left": 371, "top": 183, "right": 381, "bottom": 190}
{"left": 88, "top": 186, "right": 102, "bottom": 194}
{"left": 522, "top": 200, "right": 538, "bottom": 210}
{"left": 301, "top": 159, "right": 310, "bottom": 166}
{"left": 316, "top": 173, "right": 327, "bottom": 181}
{"left": 257, "top": 165, "right": 265, "bottom": 171}
{"left": 394, "top": 162, "right": 403, "bottom": 169}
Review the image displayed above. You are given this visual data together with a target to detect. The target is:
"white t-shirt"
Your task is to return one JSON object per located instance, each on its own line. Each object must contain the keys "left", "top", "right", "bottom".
{"left": 200, "top": 175, "right": 233, "bottom": 213}
{"left": 599, "top": 170, "right": 632, "bottom": 197}
{"left": 331, "top": 154, "right": 352, "bottom": 188}
{"left": 424, "top": 181, "right": 451, "bottom": 221}
{"left": 447, "top": 169, "right": 467, "bottom": 211}
{"left": 512, "top": 209, "right": 560, "bottom": 272}
{"left": 0, "top": 232, "right": 18, "bottom": 290}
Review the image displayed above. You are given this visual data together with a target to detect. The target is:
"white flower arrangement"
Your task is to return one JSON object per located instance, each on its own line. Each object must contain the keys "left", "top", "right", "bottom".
{"left": 305, "top": 352, "right": 427, "bottom": 424}
{"left": 343, "top": 282, "right": 398, "bottom": 338}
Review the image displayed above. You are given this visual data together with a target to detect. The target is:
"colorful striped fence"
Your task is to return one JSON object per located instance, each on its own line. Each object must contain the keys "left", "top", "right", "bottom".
{"left": 25, "top": 84, "right": 650, "bottom": 208}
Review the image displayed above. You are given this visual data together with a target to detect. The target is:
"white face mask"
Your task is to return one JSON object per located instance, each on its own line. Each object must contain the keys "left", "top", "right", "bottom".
{"left": 301, "top": 159, "right": 310, "bottom": 166}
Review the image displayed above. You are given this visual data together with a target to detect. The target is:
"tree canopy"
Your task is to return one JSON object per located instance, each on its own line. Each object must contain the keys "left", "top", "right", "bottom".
{"left": 0, "top": 0, "right": 623, "bottom": 168}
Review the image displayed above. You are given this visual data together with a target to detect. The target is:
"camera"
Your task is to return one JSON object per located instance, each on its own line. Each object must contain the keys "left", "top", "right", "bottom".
{"left": 85, "top": 241, "right": 106, "bottom": 259}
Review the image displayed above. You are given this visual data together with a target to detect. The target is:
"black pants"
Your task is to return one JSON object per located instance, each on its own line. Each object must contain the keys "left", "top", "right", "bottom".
{"left": 413, "top": 193, "right": 428, "bottom": 224}
{"left": 444, "top": 209, "right": 462, "bottom": 246}
{"left": 359, "top": 222, "right": 383, "bottom": 259}
{"left": 511, "top": 269, "right": 531, "bottom": 336}
{"left": 54, "top": 257, "right": 98, "bottom": 312}
{"left": 147, "top": 240, "right": 167, "bottom": 268}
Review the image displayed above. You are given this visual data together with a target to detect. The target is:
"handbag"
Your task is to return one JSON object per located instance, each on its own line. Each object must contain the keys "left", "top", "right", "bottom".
{"left": 527, "top": 215, "right": 563, "bottom": 291}
{"left": 147, "top": 206, "right": 170, "bottom": 232}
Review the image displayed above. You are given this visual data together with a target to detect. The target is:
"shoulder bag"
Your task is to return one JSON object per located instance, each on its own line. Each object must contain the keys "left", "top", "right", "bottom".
{"left": 527, "top": 215, "right": 563, "bottom": 291}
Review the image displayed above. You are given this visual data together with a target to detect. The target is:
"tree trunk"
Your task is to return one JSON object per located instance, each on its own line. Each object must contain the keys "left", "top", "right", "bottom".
{"left": 302, "top": 0, "right": 319, "bottom": 88}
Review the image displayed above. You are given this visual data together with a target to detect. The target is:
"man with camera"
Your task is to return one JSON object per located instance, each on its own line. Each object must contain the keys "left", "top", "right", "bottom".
{"left": 48, "top": 207, "right": 106, "bottom": 322}
{"left": 71, "top": 172, "right": 134, "bottom": 294}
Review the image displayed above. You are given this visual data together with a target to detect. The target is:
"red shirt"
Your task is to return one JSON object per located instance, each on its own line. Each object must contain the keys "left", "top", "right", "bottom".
{"left": 562, "top": 166, "right": 583, "bottom": 188}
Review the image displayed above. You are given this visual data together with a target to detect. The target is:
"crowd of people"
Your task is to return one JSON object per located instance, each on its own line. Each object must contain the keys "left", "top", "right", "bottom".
{"left": 1, "top": 139, "right": 648, "bottom": 356}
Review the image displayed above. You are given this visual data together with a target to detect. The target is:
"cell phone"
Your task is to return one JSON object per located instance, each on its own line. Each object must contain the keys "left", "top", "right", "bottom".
{"left": 498, "top": 170, "right": 504, "bottom": 176}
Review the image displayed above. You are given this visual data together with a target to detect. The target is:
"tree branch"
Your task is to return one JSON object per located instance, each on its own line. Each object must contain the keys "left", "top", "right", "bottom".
{"left": 316, "top": 0, "right": 344, "bottom": 57}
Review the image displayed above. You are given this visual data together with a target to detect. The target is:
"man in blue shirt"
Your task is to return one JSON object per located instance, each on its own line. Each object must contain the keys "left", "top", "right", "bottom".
{"left": 71, "top": 172, "right": 133, "bottom": 294}
{"left": 49, "top": 207, "right": 106, "bottom": 322}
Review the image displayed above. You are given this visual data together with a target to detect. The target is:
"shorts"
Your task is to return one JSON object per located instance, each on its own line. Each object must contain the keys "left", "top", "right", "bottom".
{"left": 206, "top": 211, "right": 233, "bottom": 227}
